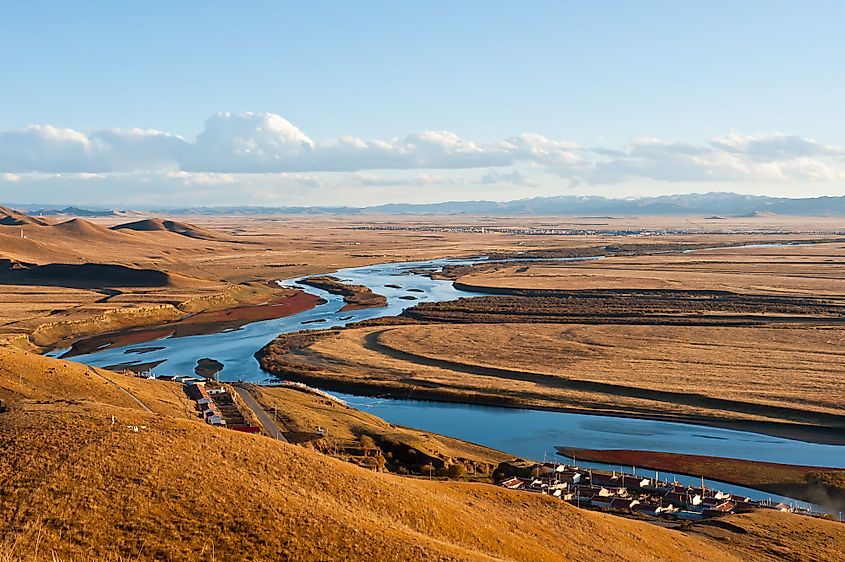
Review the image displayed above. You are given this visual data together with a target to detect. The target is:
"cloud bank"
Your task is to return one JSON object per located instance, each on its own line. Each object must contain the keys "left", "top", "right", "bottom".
{"left": 1, "top": 112, "right": 843, "bottom": 207}
{"left": 1, "top": 112, "right": 842, "bottom": 185}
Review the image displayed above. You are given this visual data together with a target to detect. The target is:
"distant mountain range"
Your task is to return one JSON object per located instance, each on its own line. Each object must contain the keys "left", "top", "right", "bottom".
{"left": 27, "top": 206, "right": 121, "bottom": 217}
{"left": 8, "top": 192, "right": 845, "bottom": 216}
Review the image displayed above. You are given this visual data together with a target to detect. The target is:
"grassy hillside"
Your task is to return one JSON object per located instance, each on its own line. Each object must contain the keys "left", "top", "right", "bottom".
{"left": 1, "top": 348, "right": 843, "bottom": 561}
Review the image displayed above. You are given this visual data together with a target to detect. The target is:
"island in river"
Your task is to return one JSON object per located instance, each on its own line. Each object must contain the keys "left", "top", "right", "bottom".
{"left": 299, "top": 275, "right": 388, "bottom": 311}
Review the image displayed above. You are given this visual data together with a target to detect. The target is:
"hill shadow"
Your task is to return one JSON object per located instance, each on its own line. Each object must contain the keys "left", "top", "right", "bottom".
{"left": 0, "top": 260, "right": 171, "bottom": 288}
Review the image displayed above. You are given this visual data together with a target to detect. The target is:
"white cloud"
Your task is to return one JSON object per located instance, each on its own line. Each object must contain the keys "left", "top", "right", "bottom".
{"left": 0, "top": 125, "right": 92, "bottom": 172}
{"left": 0, "top": 112, "right": 579, "bottom": 174}
{"left": 576, "top": 134, "right": 845, "bottom": 185}
{"left": 90, "top": 128, "right": 187, "bottom": 172}
{"left": 480, "top": 169, "right": 536, "bottom": 187}
{"left": 0, "top": 113, "right": 843, "bottom": 192}
{"left": 709, "top": 133, "right": 844, "bottom": 161}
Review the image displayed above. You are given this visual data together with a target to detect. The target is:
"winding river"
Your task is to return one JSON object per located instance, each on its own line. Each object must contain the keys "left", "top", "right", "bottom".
{"left": 54, "top": 253, "right": 845, "bottom": 478}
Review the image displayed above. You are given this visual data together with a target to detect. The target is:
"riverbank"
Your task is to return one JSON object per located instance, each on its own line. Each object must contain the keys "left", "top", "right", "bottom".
{"left": 237, "top": 382, "right": 512, "bottom": 477}
{"left": 299, "top": 275, "right": 388, "bottom": 311}
{"left": 556, "top": 448, "right": 845, "bottom": 512}
{"left": 256, "top": 322, "right": 845, "bottom": 446}
{"left": 59, "top": 289, "right": 324, "bottom": 359}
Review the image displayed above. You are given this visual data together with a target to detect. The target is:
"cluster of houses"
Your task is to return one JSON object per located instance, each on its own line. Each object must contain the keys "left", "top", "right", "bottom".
{"left": 500, "top": 464, "right": 817, "bottom": 522}
{"left": 185, "top": 380, "right": 229, "bottom": 426}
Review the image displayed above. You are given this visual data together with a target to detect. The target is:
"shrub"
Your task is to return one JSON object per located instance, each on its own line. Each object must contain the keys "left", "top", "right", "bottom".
{"left": 358, "top": 434, "right": 377, "bottom": 450}
{"left": 447, "top": 464, "right": 467, "bottom": 478}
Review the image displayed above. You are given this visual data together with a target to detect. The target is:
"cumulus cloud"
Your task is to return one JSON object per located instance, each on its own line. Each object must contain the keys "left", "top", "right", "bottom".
{"left": 0, "top": 125, "right": 92, "bottom": 172}
{"left": 0, "top": 112, "right": 577, "bottom": 174}
{"left": 0, "top": 113, "right": 843, "bottom": 188}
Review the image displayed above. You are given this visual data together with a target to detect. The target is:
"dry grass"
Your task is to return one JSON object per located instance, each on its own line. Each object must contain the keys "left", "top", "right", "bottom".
{"left": 259, "top": 322, "right": 845, "bottom": 439}
{"left": 1, "top": 342, "right": 843, "bottom": 560}
{"left": 0, "top": 346, "right": 194, "bottom": 419}
{"left": 0, "top": 404, "right": 743, "bottom": 562}
{"left": 0, "top": 214, "right": 563, "bottom": 344}
{"left": 457, "top": 243, "right": 845, "bottom": 297}
{"left": 247, "top": 384, "right": 511, "bottom": 471}
{"left": 686, "top": 509, "right": 845, "bottom": 562}
{"left": 4, "top": 213, "right": 841, "bottom": 346}
{"left": 379, "top": 323, "right": 845, "bottom": 418}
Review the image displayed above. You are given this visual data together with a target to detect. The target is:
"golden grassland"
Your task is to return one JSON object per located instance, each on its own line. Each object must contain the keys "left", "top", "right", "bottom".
{"left": 258, "top": 239, "right": 845, "bottom": 444}
{"left": 244, "top": 384, "right": 512, "bottom": 473}
{"left": 2, "top": 211, "right": 841, "bottom": 347}
{"left": 258, "top": 321, "right": 845, "bottom": 441}
{"left": 0, "top": 214, "right": 566, "bottom": 345}
{"left": 456, "top": 242, "right": 845, "bottom": 297}
{"left": 0, "top": 346, "right": 195, "bottom": 419}
{"left": 377, "top": 323, "right": 845, "bottom": 419}
{"left": 1, "top": 348, "right": 843, "bottom": 561}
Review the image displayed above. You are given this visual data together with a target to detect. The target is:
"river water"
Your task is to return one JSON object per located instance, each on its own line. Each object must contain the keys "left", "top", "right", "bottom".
{"left": 55, "top": 254, "right": 845, "bottom": 477}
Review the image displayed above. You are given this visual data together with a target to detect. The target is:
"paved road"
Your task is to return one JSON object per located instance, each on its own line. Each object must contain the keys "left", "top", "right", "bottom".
{"left": 233, "top": 386, "right": 288, "bottom": 443}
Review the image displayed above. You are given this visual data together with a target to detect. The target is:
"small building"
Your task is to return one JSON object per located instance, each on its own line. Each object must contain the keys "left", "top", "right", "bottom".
{"left": 633, "top": 503, "right": 659, "bottom": 517}
{"left": 609, "top": 497, "right": 640, "bottom": 510}
{"left": 664, "top": 491, "right": 702, "bottom": 507}
{"left": 702, "top": 501, "right": 735, "bottom": 518}
{"left": 229, "top": 424, "right": 261, "bottom": 434}
{"left": 555, "top": 469, "right": 582, "bottom": 484}
{"left": 674, "top": 510, "right": 705, "bottom": 521}
{"left": 500, "top": 477, "right": 524, "bottom": 490}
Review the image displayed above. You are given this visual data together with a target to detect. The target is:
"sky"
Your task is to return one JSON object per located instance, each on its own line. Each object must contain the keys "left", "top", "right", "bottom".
{"left": 1, "top": 1, "right": 844, "bottom": 207}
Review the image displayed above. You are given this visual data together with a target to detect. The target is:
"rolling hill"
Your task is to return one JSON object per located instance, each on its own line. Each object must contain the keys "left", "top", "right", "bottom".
{"left": 0, "top": 347, "right": 842, "bottom": 561}
{"left": 111, "top": 218, "right": 232, "bottom": 241}
{"left": 51, "top": 218, "right": 124, "bottom": 241}
{"left": 0, "top": 206, "right": 49, "bottom": 227}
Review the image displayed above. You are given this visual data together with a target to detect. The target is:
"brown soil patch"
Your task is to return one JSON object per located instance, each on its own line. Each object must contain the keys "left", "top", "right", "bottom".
{"left": 63, "top": 290, "right": 323, "bottom": 358}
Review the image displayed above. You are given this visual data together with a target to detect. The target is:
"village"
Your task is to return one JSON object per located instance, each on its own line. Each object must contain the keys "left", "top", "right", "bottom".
{"left": 498, "top": 462, "right": 827, "bottom": 524}
{"left": 159, "top": 374, "right": 262, "bottom": 434}
{"left": 105, "top": 363, "right": 842, "bottom": 530}
{"left": 346, "top": 224, "right": 843, "bottom": 237}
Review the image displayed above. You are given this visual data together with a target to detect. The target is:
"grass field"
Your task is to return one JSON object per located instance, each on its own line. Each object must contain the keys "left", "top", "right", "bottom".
{"left": 3, "top": 209, "right": 842, "bottom": 348}
{"left": 455, "top": 242, "right": 845, "bottom": 297}
{"left": 244, "top": 384, "right": 511, "bottom": 476}
{"left": 258, "top": 321, "right": 845, "bottom": 442}
{"left": 6, "top": 347, "right": 841, "bottom": 560}
{"left": 3, "top": 210, "right": 845, "bottom": 559}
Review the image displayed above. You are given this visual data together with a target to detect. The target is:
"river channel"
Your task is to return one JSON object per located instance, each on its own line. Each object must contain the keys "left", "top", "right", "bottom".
{"left": 54, "top": 253, "right": 845, "bottom": 478}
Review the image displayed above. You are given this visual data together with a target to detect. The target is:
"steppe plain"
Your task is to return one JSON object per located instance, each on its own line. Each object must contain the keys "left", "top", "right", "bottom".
{"left": 1, "top": 207, "right": 844, "bottom": 560}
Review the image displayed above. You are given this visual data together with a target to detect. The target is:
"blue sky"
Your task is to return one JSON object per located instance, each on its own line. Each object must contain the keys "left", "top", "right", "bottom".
{"left": 1, "top": 1, "right": 844, "bottom": 206}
